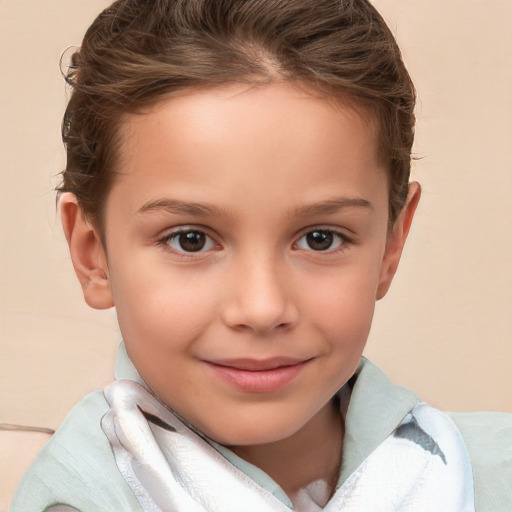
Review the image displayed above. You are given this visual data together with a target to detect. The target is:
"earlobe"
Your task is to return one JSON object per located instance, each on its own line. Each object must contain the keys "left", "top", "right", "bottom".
{"left": 60, "top": 193, "right": 114, "bottom": 310}
{"left": 376, "top": 182, "right": 421, "bottom": 300}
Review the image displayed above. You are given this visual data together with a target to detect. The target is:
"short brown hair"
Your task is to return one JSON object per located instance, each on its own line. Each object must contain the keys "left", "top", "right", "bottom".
{"left": 60, "top": 0, "right": 416, "bottom": 231}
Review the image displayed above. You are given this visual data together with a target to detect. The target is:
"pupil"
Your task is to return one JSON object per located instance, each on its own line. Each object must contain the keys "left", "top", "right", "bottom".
{"left": 306, "top": 231, "right": 333, "bottom": 251}
{"left": 179, "top": 232, "right": 206, "bottom": 252}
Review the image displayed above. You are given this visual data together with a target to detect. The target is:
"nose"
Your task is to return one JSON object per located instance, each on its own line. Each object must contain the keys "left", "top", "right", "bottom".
{"left": 221, "top": 254, "right": 299, "bottom": 335}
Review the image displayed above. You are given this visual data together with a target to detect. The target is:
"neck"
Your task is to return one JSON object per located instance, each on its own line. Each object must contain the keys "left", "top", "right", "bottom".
{"left": 231, "top": 398, "right": 345, "bottom": 506}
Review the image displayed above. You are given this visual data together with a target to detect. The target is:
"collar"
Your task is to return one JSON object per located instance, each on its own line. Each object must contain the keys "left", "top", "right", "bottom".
{"left": 337, "top": 358, "right": 421, "bottom": 486}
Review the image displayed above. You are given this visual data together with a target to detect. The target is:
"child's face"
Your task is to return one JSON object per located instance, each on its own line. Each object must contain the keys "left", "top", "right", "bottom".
{"left": 70, "top": 82, "right": 417, "bottom": 446}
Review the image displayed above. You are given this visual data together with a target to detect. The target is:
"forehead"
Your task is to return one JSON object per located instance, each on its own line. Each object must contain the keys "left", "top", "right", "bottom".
{"left": 119, "top": 82, "right": 380, "bottom": 158}
{"left": 108, "top": 82, "right": 387, "bottom": 220}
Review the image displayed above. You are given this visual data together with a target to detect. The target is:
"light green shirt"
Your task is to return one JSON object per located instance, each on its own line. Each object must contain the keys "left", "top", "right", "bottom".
{"left": 11, "top": 343, "right": 512, "bottom": 511}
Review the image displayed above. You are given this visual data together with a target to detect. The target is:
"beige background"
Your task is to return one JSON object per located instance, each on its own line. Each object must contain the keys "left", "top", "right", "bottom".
{"left": 1, "top": 0, "right": 511, "bottom": 508}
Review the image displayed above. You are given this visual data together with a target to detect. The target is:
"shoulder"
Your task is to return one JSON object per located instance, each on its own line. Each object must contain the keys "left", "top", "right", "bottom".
{"left": 10, "top": 390, "right": 142, "bottom": 512}
{"left": 449, "top": 411, "right": 512, "bottom": 511}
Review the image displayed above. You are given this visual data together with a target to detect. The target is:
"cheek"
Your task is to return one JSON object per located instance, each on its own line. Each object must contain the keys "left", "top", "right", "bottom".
{"left": 313, "top": 291, "right": 375, "bottom": 344}
{"left": 305, "top": 262, "right": 381, "bottom": 346}
{"left": 109, "top": 260, "right": 218, "bottom": 348}
{"left": 110, "top": 267, "right": 218, "bottom": 399}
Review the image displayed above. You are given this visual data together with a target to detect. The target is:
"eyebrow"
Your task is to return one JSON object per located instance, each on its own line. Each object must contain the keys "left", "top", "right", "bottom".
{"left": 135, "top": 196, "right": 372, "bottom": 218}
{"left": 136, "top": 198, "right": 227, "bottom": 217}
{"left": 292, "top": 197, "right": 373, "bottom": 217}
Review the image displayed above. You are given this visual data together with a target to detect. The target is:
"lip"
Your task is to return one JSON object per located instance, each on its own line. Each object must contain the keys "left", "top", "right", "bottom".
{"left": 204, "top": 357, "right": 311, "bottom": 393}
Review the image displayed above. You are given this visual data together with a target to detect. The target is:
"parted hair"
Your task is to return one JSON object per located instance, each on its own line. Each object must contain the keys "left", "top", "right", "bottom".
{"left": 60, "top": 0, "right": 416, "bottom": 230}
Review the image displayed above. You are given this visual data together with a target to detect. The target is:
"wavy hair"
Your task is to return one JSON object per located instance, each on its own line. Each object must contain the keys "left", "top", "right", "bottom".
{"left": 60, "top": 0, "right": 416, "bottom": 231}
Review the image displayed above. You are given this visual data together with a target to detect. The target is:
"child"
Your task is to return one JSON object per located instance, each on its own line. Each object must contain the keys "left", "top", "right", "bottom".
{"left": 11, "top": 0, "right": 511, "bottom": 510}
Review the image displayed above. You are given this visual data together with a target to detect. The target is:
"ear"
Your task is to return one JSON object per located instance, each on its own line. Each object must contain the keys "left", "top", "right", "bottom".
{"left": 376, "top": 182, "right": 421, "bottom": 300}
{"left": 60, "top": 193, "right": 114, "bottom": 309}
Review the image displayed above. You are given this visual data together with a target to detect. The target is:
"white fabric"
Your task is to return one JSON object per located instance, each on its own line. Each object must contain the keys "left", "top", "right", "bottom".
{"left": 101, "top": 379, "right": 475, "bottom": 512}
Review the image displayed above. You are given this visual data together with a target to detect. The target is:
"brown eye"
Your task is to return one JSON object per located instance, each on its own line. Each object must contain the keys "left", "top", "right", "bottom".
{"left": 178, "top": 231, "right": 206, "bottom": 252}
{"left": 165, "top": 230, "right": 216, "bottom": 253}
{"left": 296, "top": 229, "right": 345, "bottom": 252}
{"left": 306, "top": 231, "right": 334, "bottom": 251}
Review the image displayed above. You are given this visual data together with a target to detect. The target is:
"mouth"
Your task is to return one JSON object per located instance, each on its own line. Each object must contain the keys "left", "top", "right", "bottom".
{"left": 203, "top": 357, "right": 312, "bottom": 393}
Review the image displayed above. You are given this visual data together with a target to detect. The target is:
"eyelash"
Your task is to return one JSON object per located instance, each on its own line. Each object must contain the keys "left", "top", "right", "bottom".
{"left": 157, "top": 228, "right": 219, "bottom": 258}
{"left": 294, "top": 228, "right": 351, "bottom": 254}
{"left": 157, "top": 226, "right": 352, "bottom": 257}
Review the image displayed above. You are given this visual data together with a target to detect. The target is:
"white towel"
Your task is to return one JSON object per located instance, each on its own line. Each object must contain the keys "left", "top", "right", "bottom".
{"left": 101, "top": 379, "right": 474, "bottom": 512}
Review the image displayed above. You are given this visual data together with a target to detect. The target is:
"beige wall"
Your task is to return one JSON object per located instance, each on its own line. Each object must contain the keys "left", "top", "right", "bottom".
{"left": 367, "top": 0, "right": 512, "bottom": 413}
{"left": 0, "top": 1, "right": 511, "bottom": 506}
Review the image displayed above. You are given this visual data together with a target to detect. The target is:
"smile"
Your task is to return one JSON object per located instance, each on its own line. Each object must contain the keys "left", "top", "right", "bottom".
{"left": 204, "top": 358, "right": 311, "bottom": 393}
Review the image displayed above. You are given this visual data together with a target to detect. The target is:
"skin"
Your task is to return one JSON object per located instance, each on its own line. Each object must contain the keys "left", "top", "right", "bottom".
{"left": 61, "top": 82, "right": 420, "bottom": 502}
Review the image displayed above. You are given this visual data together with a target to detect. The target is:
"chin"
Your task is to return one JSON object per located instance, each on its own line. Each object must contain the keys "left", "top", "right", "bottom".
{"left": 204, "top": 416, "right": 305, "bottom": 448}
